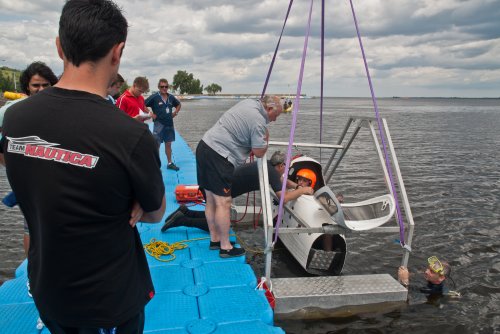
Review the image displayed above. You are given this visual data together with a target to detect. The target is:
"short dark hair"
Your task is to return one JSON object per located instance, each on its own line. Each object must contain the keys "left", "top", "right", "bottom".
{"left": 59, "top": 0, "right": 128, "bottom": 67}
{"left": 111, "top": 73, "right": 124, "bottom": 86}
{"left": 19, "top": 61, "right": 58, "bottom": 95}
{"left": 158, "top": 78, "right": 168, "bottom": 86}
{"left": 133, "top": 77, "right": 149, "bottom": 90}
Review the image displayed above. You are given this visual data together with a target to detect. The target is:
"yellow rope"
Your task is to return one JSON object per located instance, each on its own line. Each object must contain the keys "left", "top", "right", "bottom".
{"left": 143, "top": 237, "right": 209, "bottom": 262}
{"left": 143, "top": 234, "right": 284, "bottom": 262}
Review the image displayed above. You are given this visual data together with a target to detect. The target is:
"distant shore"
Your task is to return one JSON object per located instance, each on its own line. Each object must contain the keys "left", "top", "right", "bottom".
{"left": 2, "top": 95, "right": 499, "bottom": 108}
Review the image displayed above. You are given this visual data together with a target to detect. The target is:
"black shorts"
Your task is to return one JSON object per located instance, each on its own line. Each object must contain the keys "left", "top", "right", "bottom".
{"left": 196, "top": 140, "right": 234, "bottom": 197}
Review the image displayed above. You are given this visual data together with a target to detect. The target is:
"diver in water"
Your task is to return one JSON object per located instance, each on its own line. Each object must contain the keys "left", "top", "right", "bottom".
{"left": 398, "top": 256, "right": 460, "bottom": 298}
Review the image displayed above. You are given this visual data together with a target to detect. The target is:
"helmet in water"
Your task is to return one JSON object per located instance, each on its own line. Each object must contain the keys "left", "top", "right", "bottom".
{"left": 296, "top": 168, "right": 316, "bottom": 189}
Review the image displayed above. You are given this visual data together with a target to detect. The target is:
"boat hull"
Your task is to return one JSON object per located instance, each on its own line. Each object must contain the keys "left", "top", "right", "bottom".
{"left": 274, "top": 195, "right": 346, "bottom": 276}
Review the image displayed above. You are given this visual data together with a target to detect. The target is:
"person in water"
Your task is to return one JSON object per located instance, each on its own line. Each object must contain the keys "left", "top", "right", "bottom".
{"left": 398, "top": 256, "right": 457, "bottom": 296}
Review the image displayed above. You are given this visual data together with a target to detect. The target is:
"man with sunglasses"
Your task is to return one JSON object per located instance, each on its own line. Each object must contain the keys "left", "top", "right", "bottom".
{"left": 145, "top": 79, "right": 181, "bottom": 171}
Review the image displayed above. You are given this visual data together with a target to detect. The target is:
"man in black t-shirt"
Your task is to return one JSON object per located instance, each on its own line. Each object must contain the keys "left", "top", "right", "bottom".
{"left": 1, "top": 1, "right": 165, "bottom": 332}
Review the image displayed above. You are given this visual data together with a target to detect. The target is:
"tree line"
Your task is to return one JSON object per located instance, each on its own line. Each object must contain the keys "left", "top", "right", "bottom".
{"left": 172, "top": 70, "right": 221, "bottom": 95}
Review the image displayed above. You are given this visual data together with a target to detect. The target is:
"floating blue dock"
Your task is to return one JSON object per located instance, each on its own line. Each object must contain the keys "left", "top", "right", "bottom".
{"left": 0, "top": 131, "right": 284, "bottom": 334}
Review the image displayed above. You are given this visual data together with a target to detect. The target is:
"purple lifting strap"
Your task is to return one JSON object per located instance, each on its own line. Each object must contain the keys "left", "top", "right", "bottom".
{"left": 274, "top": 0, "right": 314, "bottom": 244}
{"left": 349, "top": 0, "right": 406, "bottom": 246}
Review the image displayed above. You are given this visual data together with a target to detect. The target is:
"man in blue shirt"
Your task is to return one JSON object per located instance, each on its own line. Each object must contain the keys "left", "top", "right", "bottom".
{"left": 145, "top": 79, "right": 181, "bottom": 171}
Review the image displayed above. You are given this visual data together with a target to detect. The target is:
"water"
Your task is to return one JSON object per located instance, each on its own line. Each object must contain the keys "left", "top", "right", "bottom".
{"left": 1, "top": 97, "right": 499, "bottom": 333}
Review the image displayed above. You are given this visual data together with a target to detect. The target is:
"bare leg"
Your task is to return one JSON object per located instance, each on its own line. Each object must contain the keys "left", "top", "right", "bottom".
{"left": 165, "top": 141, "right": 172, "bottom": 164}
{"left": 212, "top": 194, "right": 233, "bottom": 250}
{"left": 203, "top": 190, "right": 219, "bottom": 242}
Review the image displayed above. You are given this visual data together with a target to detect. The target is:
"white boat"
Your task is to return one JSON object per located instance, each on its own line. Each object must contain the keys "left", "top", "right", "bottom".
{"left": 272, "top": 155, "right": 396, "bottom": 276}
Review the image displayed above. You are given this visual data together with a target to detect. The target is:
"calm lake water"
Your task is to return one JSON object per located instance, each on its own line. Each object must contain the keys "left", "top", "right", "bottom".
{"left": 1, "top": 97, "right": 499, "bottom": 333}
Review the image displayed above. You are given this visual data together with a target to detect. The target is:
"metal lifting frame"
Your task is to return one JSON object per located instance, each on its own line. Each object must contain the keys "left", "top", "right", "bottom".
{"left": 257, "top": 116, "right": 415, "bottom": 283}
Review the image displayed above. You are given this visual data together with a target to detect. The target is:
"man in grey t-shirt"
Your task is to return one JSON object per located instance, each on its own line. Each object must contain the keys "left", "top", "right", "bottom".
{"left": 196, "top": 95, "right": 283, "bottom": 257}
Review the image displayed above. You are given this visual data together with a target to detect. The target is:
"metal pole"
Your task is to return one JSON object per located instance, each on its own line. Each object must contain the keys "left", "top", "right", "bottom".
{"left": 325, "top": 122, "right": 362, "bottom": 183}
{"left": 324, "top": 118, "right": 354, "bottom": 173}
{"left": 382, "top": 119, "right": 415, "bottom": 266}
{"left": 367, "top": 120, "right": 397, "bottom": 206}
{"left": 257, "top": 156, "right": 275, "bottom": 284}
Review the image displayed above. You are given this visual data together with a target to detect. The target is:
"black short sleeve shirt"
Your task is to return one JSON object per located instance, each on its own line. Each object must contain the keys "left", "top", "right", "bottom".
{"left": 1, "top": 87, "right": 165, "bottom": 327}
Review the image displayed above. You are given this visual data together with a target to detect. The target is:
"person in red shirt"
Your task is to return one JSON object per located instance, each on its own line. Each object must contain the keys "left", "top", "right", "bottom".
{"left": 116, "top": 76, "right": 152, "bottom": 122}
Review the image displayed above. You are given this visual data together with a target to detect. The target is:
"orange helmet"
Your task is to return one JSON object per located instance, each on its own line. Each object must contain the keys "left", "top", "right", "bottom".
{"left": 296, "top": 168, "right": 316, "bottom": 188}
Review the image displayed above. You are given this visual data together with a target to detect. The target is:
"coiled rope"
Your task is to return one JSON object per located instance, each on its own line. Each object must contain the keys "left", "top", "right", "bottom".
{"left": 144, "top": 234, "right": 284, "bottom": 261}
{"left": 144, "top": 238, "right": 191, "bottom": 262}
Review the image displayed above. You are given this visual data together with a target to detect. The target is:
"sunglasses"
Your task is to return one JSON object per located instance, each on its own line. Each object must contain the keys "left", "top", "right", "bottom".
{"left": 30, "top": 83, "right": 50, "bottom": 88}
{"left": 428, "top": 256, "right": 444, "bottom": 275}
{"left": 159, "top": 85, "right": 169, "bottom": 88}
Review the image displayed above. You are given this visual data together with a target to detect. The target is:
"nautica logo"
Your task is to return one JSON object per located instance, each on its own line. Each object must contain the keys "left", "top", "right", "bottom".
{"left": 7, "top": 136, "right": 99, "bottom": 169}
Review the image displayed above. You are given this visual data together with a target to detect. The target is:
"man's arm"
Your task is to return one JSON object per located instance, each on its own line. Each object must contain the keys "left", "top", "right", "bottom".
{"left": 141, "top": 194, "right": 166, "bottom": 223}
{"left": 172, "top": 96, "right": 182, "bottom": 118}
{"left": 276, "top": 186, "right": 314, "bottom": 204}
{"left": 286, "top": 178, "right": 298, "bottom": 189}
{"left": 129, "top": 195, "right": 166, "bottom": 226}
{"left": 252, "top": 128, "right": 269, "bottom": 158}
{"left": 252, "top": 146, "right": 268, "bottom": 158}
{"left": 0, "top": 153, "right": 4, "bottom": 166}
{"left": 173, "top": 103, "right": 181, "bottom": 118}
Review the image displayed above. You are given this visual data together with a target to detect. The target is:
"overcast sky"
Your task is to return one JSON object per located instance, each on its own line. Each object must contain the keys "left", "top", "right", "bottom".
{"left": 1, "top": 0, "right": 499, "bottom": 97}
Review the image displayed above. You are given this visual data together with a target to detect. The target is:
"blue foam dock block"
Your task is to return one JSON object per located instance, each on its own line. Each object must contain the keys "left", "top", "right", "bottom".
{"left": 0, "top": 276, "right": 33, "bottom": 305}
{"left": 150, "top": 265, "right": 194, "bottom": 293}
{"left": 214, "top": 321, "right": 286, "bottom": 334}
{"left": 0, "top": 303, "right": 40, "bottom": 334}
{"left": 144, "top": 291, "right": 199, "bottom": 332}
{"left": 198, "top": 286, "right": 274, "bottom": 325}
{"left": 193, "top": 262, "right": 256, "bottom": 288}
{"left": 15, "top": 259, "right": 27, "bottom": 278}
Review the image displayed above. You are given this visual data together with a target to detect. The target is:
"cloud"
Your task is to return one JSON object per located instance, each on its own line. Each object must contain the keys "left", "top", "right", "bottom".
{"left": 0, "top": 0, "right": 499, "bottom": 97}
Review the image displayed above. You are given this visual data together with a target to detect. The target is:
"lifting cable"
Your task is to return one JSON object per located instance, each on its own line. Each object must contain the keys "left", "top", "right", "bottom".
{"left": 261, "top": 0, "right": 294, "bottom": 98}
{"left": 319, "top": 0, "right": 325, "bottom": 157}
{"left": 349, "top": 0, "right": 408, "bottom": 250}
{"left": 274, "top": 0, "right": 314, "bottom": 244}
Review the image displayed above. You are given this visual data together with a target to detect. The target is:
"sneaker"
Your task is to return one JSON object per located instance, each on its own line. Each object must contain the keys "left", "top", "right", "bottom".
{"left": 161, "top": 211, "right": 184, "bottom": 232}
{"left": 27, "top": 280, "right": 32, "bottom": 298}
{"left": 219, "top": 247, "right": 246, "bottom": 258}
{"left": 209, "top": 241, "right": 235, "bottom": 250}
{"left": 167, "top": 163, "right": 180, "bottom": 171}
